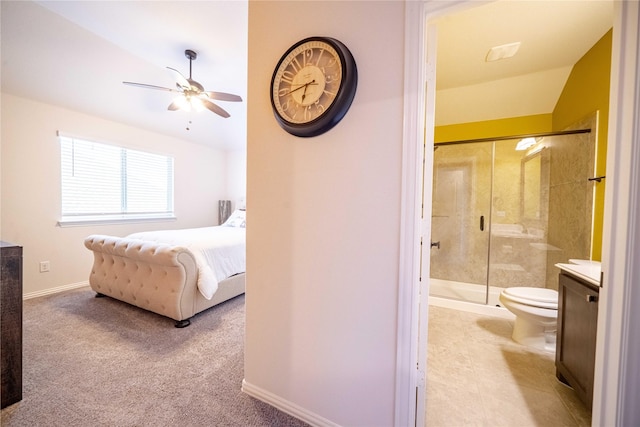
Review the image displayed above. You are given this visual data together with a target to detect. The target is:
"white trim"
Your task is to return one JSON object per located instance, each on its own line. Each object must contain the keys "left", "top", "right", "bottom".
{"left": 395, "top": 1, "right": 427, "bottom": 426}
{"left": 397, "top": 2, "right": 484, "bottom": 425}
{"left": 594, "top": 1, "right": 640, "bottom": 426}
{"left": 241, "top": 380, "right": 338, "bottom": 427}
{"left": 23, "top": 281, "right": 90, "bottom": 300}
{"left": 58, "top": 214, "right": 177, "bottom": 227}
{"left": 56, "top": 130, "right": 173, "bottom": 157}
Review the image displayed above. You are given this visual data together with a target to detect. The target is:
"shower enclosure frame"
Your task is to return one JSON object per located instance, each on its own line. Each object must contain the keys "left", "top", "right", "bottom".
{"left": 429, "top": 128, "right": 592, "bottom": 306}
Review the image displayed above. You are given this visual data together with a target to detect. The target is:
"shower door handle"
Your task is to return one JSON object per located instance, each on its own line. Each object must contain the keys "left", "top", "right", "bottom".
{"left": 480, "top": 215, "right": 485, "bottom": 231}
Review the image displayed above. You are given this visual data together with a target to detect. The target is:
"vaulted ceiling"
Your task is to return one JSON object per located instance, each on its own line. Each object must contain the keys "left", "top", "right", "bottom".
{"left": 1, "top": 1, "right": 613, "bottom": 149}
{"left": 435, "top": 0, "right": 613, "bottom": 125}
{"left": 1, "top": 1, "right": 248, "bottom": 150}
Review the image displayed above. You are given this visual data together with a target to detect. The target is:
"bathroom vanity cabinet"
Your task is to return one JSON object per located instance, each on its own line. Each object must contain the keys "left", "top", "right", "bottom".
{"left": 555, "top": 270, "right": 599, "bottom": 410}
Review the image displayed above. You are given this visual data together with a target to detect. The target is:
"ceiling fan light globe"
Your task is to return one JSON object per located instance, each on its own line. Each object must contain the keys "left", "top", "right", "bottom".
{"left": 172, "top": 96, "right": 191, "bottom": 112}
{"left": 191, "top": 97, "right": 206, "bottom": 112}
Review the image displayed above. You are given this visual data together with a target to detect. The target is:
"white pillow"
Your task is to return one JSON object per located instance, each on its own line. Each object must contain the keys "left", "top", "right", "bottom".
{"left": 223, "top": 209, "right": 246, "bottom": 228}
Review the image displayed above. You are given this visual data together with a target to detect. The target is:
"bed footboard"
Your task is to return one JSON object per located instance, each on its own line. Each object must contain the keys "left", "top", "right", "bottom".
{"left": 84, "top": 235, "right": 200, "bottom": 322}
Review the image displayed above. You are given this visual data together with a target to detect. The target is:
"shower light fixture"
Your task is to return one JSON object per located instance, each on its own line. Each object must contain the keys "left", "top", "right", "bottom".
{"left": 486, "top": 42, "right": 521, "bottom": 62}
{"left": 516, "top": 137, "right": 538, "bottom": 151}
{"left": 527, "top": 145, "right": 545, "bottom": 156}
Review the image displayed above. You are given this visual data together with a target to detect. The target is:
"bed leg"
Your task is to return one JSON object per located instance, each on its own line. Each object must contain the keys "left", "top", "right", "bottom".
{"left": 175, "top": 319, "right": 191, "bottom": 328}
{"left": 95, "top": 293, "right": 106, "bottom": 298}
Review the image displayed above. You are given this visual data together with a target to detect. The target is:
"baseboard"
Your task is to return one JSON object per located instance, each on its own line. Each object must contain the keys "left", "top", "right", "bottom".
{"left": 241, "top": 379, "right": 340, "bottom": 427}
{"left": 24, "top": 281, "right": 90, "bottom": 300}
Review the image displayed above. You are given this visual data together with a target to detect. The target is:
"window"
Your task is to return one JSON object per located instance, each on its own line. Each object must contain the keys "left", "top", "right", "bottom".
{"left": 59, "top": 135, "right": 174, "bottom": 225}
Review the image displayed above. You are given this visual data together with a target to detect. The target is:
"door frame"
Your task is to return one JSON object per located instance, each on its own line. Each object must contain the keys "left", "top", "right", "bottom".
{"left": 395, "top": 1, "right": 640, "bottom": 426}
{"left": 593, "top": 1, "right": 640, "bottom": 425}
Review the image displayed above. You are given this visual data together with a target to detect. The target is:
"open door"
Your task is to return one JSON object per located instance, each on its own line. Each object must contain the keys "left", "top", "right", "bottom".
{"left": 398, "top": 2, "right": 640, "bottom": 426}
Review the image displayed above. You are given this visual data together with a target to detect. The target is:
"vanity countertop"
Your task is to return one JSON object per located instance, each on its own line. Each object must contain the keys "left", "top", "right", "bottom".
{"left": 555, "top": 261, "right": 601, "bottom": 287}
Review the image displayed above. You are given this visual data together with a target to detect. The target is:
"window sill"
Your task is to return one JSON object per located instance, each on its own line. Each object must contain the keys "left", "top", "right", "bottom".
{"left": 58, "top": 214, "right": 177, "bottom": 228}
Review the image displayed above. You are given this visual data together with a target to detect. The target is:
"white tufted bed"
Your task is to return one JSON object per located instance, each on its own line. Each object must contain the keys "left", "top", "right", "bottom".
{"left": 84, "top": 212, "right": 246, "bottom": 327}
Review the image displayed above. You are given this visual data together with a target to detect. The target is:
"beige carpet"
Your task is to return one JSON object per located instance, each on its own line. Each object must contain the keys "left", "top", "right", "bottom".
{"left": 1, "top": 287, "right": 308, "bottom": 427}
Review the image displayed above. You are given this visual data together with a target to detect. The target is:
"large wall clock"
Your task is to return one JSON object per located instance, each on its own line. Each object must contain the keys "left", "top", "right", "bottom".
{"left": 270, "top": 37, "right": 358, "bottom": 137}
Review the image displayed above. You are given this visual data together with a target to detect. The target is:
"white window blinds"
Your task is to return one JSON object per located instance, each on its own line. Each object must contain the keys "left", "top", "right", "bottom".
{"left": 60, "top": 135, "right": 174, "bottom": 222}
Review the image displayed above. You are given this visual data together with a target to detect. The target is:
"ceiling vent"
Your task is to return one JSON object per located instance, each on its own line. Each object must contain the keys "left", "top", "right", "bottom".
{"left": 486, "top": 42, "right": 521, "bottom": 62}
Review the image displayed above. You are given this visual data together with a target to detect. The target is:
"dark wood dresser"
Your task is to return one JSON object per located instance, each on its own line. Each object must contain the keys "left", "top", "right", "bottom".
{"left": 1, "top": 241, "right": 23, "bottom": 408}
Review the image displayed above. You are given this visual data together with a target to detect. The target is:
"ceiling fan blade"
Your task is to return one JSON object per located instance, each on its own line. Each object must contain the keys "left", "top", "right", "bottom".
{"left": 205, "top": 91, "right": 243, "bottom": 102}
{"left": 123, "top": 81, "right": 178, "bottom": 92}
{"left": 167, "top": 67, "right": 191, "bottom": 89}
{"left": 201, "top": 98, "right": 231, "bottom": 118}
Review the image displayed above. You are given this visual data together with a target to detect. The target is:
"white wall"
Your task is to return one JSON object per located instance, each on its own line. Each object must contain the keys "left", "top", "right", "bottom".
{"left": 1, "top": 94, "right": 231, "bottom": 296}
{"left": 245, "top": 2, "right": 405, "bottom": 425}
{"left": 226, "top": 149, "right": 247, "bottom": 210}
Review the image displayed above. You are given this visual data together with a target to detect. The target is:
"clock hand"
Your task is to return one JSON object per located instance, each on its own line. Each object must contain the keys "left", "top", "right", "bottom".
{"left": 287, "top": 79, "right": 317, "bottom": 95}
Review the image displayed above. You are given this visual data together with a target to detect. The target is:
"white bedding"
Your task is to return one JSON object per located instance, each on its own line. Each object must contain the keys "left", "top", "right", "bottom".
{"left": 127, "top": 226, "right": 245, "bottom": 300}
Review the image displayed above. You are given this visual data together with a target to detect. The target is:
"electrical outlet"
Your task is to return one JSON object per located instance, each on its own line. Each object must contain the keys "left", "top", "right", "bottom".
{"left": 39, "top": 261, "right": 50, "bottom": 273}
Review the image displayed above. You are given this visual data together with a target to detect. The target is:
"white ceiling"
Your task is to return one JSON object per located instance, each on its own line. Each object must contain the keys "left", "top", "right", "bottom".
{"left": 1, "top": 1, "right": 613, "bottom": 148}
{"left": 436, "top": 0, "right": 613, "bottom": 89}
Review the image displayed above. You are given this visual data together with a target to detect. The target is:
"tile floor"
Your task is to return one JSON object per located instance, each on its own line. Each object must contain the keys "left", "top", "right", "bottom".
{"left": 425, "top": 305, "right": 592, "bottom": 426}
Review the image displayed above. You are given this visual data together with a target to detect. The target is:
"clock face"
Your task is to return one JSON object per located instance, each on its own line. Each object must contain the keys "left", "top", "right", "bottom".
{"left": 270, "top": 37, "right": 357, "bottom": 137}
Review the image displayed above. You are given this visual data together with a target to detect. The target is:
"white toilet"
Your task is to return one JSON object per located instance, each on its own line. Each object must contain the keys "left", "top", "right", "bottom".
{"left": 499, "top": 287, "right": 559, "bottom": 352}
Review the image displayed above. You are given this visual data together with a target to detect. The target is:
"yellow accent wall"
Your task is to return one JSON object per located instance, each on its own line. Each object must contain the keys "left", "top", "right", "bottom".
{"left": 434, "top": 29, "right": 612, "bottom": 261}
{"left": 553, "top": 29, "right": 612, "bottom": 260}
{"left": 435, "top": 114, "right": 552, "bottom": 143}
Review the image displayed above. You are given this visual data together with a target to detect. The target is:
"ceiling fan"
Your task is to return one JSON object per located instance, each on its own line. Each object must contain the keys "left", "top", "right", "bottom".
{"left": 123, "top": 49, "right": 242, "bottom": 118}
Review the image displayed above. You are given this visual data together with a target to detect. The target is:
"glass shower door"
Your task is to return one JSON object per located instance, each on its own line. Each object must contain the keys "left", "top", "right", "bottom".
{"left": 429, "top": 142, "right": 493, "bottom": 304}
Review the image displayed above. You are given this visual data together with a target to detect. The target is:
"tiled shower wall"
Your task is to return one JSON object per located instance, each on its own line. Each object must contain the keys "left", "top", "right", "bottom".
{"left": 544, "top": 113, "right": 597, "bottom": 291}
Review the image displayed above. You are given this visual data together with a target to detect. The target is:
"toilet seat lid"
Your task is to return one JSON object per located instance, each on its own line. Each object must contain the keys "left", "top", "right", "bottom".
{"left": 503, "top": 287, "right": 558, "bottom": 309}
